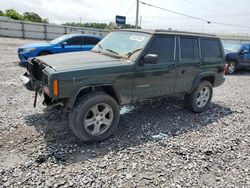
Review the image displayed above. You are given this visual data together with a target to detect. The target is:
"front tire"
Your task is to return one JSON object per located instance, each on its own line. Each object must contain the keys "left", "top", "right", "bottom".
{"left": 184, "top": 80, "right": 213, "bottom": 113}
{"left": 69, "top": 92, "right": 120, "bottom": 142}
{"left": 226, "top": 61, "right": 236, "bottom": 74}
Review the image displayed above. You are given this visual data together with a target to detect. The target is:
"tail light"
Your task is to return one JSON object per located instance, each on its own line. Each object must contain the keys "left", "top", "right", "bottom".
{"left": 224, "top": 63, "right": 228, "bottom": 75}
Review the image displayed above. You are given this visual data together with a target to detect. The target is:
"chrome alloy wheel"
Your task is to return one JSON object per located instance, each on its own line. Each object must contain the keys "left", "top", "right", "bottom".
{"left": 228, "top": 63, "right": 235, "bottom": 74}
{"left": 84, "top": 103, "right": 113, "bottom": 136}
{"left": 196, "top": 86, "right": 210, "bottom": 108}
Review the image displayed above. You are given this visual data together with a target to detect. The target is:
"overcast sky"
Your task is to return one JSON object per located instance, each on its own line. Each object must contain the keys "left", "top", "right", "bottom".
{"left": 1, "top": 0, "right": 250, "bottom": 34}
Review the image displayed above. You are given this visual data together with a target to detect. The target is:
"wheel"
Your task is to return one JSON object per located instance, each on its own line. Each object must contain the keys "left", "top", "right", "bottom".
{"left": 184, "top": 80, "right": 213, "bottom": 113}
{"left": 226, "top": 61, "right": 236, "bottom": 74}
{"left": 69, "top": 92, "right": 120, "bottom": 142}
{"left": 38, "top": 51, "right": 51, "bottom": 56}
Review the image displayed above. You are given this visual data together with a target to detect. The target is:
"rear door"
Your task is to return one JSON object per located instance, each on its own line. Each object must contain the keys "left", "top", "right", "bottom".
{"left": 132, "top": 35, "right": 178, "bottom": 100}
{"left": 175, "top": 36, "right": 201, "bottom": 93}
{"left": 239, "top": 44, "right": 250, "bottom": 67}
{"left": 83, "top": 37, "right": 101, "bottom": 51}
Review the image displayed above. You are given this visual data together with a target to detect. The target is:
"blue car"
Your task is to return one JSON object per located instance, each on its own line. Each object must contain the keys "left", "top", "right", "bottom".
{"left": 225, "top": 43, "right": 250, "bottom": 74}
{"left": 18, "top": 34, "right": 102, "bottom": 65}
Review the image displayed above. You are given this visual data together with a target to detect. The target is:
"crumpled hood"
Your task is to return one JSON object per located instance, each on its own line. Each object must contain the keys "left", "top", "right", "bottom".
{"left": 19, "top": 43, "right": 52, "bottom": 49}
{"left": 36, "top": 51, "right": 128, "bottom": 72}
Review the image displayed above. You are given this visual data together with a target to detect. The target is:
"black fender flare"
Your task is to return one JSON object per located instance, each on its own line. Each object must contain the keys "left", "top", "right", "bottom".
{"left": 187, "top": 72, "right": 215, "bottom": 94}
{"left": 67, "top": 84, "right": 121, "bottom": 109}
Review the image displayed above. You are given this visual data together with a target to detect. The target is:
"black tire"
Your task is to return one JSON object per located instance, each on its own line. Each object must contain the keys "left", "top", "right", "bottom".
{"left": 226, "top": 61, "right": 236, "bottom": 74}
{"left": 69, "top": 92, "right": 120, "bottom": 142}
{"left": 184, "top": 80, "right": 213, "bottom": 113}
{"left": 38, "top": 51, "right": 51, "bottom": 56}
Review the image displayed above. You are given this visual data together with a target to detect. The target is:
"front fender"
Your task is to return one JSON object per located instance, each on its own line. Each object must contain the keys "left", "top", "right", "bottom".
{"left": 66, "top": 84, "right": 120, "bottom": 109}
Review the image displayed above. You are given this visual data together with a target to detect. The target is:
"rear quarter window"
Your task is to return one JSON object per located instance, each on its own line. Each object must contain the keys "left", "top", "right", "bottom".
{"left": 201, "top": 38, "right": 222, "bottom": 59}
{"left": 84, "top": 37, "right": 100, "bottom": 45}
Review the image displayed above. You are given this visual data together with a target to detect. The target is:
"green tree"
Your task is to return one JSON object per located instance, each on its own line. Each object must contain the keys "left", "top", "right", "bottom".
{"left": 0, "top": 10, "right": 5, "bottom": 16}
{"left": 23, "top": 12, "right": 43, "bottom": 23}
{"left": 43, "top": 18, "right": 49, "bottom": 24}
{"left": 63, "top": 22, "right": 108, "bottom": 29}
{"left": 5, "top": 9, "right": 23, "bottom": 20}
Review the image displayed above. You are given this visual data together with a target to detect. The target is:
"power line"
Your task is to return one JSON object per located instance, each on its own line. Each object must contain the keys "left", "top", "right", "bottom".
{"left": 140, "top": 1, "right": 211, "bottom": 23}
{"left": 117, "top": 0, "right": 124, "bottom": 14}
{"left": 184, "top": 0, "right": 219, "bottom": 14}
{"left": 140, "top": 1, "right": 250, "bottom": 29}
{"left": 125, "top": 1, "right": 136, "bottom": 16}
{"left": 208, "top": 0, "right": 250, "bottom": 14}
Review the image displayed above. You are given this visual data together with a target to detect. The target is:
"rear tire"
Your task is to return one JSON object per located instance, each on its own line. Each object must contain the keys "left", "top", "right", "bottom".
{"left": 69, "top": 92, "right": 120, "bottom": 142}
{"left": 184, "top": 80, "right": 213, "bottom": 113}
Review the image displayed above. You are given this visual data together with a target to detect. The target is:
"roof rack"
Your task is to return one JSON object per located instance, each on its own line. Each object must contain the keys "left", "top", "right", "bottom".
{"left": 154, "top": 29, "right": 215, "bottom": 37}
{"left": 117, "top": 29, "right": 216, "bottom": 38}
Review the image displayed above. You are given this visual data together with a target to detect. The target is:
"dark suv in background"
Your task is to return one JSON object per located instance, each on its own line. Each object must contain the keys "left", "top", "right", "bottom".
{"left": 21, "top": 29, "right": 225, "bottom": 142}
{"left": 225, "top": 43, "right": 250, "bottom": 74}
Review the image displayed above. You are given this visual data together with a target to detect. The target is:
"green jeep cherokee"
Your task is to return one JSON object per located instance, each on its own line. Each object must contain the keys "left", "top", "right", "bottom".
{"left": 21, "top": 29, "right": 225, "bottom": 142}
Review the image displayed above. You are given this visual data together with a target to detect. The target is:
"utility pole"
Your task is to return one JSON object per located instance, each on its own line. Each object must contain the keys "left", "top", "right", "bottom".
{"left": 135, "top": 0, "right": 139, "bottom": 28}
{"left": 140, "top": 16, "right": 142, "bottom": 28}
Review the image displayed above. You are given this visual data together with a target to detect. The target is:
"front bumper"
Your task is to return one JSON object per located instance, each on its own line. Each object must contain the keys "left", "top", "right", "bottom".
{"left": 18, "top": 53, "right": 29, "bottom": 63}
{"left": 20, "top": 72, "right": 35, "bottom": 91}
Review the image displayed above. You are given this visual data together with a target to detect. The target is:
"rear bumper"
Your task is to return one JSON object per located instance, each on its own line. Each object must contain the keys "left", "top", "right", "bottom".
{"left": 214, "top": 77, "right": 225, "bottom": 87}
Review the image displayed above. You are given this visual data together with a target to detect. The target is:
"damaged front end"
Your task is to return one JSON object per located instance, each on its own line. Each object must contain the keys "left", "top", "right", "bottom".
{"left": 20, "top": 58, "right": 60, "bottom": 108}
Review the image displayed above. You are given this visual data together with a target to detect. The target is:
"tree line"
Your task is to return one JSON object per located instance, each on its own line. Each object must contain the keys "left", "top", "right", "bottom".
{"left": 63, "top": 22, "right": 139, "bottom": 29}
{"left": 0, "top": 9, "right": 49, "bottom": 23}
{"left": 0, "top": 9, "right": 139, "bottom": 29}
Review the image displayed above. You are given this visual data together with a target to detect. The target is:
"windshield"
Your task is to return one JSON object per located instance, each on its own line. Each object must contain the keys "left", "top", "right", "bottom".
{"left": 92, "top": 31, "right": 151, "bottom": 60}
{"left": 222, "top": 41, "right": 242, "bottom": 53}
{"left": 50, "top": 35, "right": 71, "bottom": 44}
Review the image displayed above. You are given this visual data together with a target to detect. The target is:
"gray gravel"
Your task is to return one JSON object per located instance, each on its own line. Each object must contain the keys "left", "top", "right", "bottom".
{"left": 0, "top": 37, "right": 250, "bottom": 188}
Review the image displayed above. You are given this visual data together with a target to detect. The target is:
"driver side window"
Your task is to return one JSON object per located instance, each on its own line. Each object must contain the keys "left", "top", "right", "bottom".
{"left": 147, "top": 37, "right": 175, "bottom": 62}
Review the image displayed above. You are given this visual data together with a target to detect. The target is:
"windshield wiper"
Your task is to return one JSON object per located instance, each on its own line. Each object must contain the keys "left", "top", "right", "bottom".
{"left": 98, "top": 44, "right": 103, "bottom": 49}
{"left": 105, "top": 49, "right": 119, "bottom": 55}
{"left": 125, "top": 48, "right": 143, "bottom": 59}
{"left": 103, "top": 48, "right": 124, "bottom": 58}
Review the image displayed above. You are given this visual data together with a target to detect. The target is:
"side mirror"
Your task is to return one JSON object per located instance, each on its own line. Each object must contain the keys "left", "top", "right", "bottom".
{"left": 142, "top": 54, "right": 158, "bottom": 64}
{"left": 240, "top": 49, "right": 249, "bottom": 54}
{"left": 61, "top": 41, "right": 67, "bottom": 48}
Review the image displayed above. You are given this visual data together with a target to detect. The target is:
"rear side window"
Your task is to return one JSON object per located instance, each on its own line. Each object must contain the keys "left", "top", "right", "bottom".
{"left": 202, "top": 38, "right": 222, "bottom": 58}
{"left": 66, "top": 37, "right": 84, "bottom": 45}
{"left": 84, "top": 37, "right": 100, "bottom": 45}
{"left": 180, "top": 37, "right": 199, "bottom": 60}
{"left": 147, "top": 37, "right": 175, "bottom": 62}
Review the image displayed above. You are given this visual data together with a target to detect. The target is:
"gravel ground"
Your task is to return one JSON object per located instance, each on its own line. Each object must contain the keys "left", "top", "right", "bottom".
{"left": 0, "top": 37, "right": 250, "bottom": 188}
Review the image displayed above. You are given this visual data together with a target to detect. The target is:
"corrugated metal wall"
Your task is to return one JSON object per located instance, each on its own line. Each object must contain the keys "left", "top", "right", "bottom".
{"left": 0, "top": 18, "right": 110, "bottom": 40}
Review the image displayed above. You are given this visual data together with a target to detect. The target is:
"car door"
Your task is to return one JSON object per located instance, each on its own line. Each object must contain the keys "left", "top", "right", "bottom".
{"left": 132, "top": 36, "right": 178, "bottom": 100}
{"left": 239, "top": 44, "right": 250, "bottom": 67}
{"left": 175, "top": 36, "right": 201, "bottom": 93}
{"left": 60, "top": 36, "right": 84, "bottom": 53}
{"left": 82, "top": 36, "right": 101, "bottom": 51}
